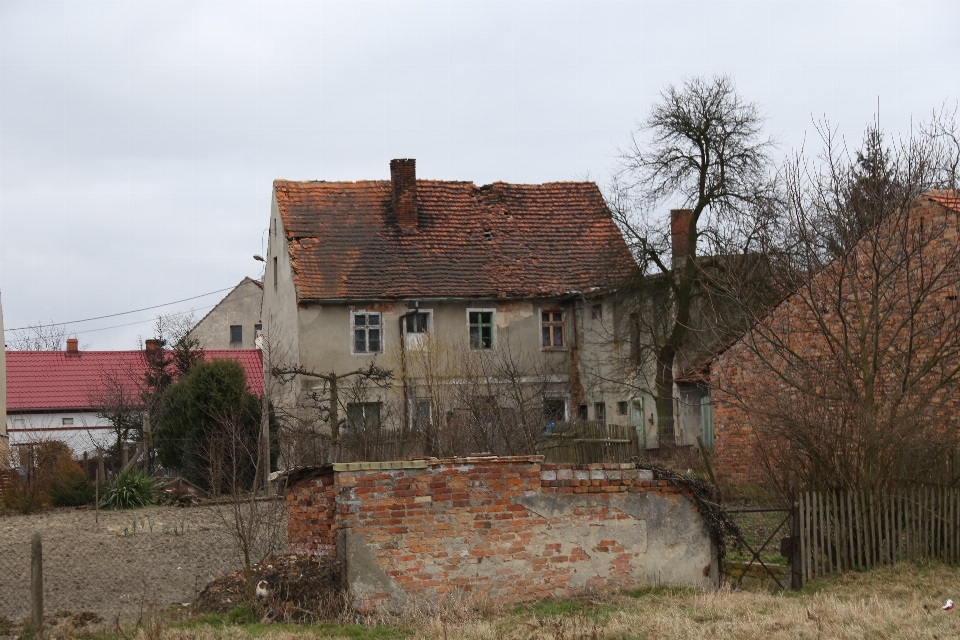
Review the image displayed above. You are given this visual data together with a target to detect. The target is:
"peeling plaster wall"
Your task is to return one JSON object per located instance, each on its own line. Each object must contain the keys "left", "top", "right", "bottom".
{"left": 286, "top": 457, "right": 716, "bottom": 611}
{"left": 187, "top": 278, "right": 263, "bottom": 350}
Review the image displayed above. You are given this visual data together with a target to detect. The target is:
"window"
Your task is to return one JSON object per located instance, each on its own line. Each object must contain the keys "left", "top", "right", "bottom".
{"left": 347, "top": 402, "right": 381, "bottom": 431}
{"left": 594, "top": 402, "right": 606, "bottom": 424}
{"left": 577, "top": 404, "right": 588, "bottom": 421}
{"left": 230, "top": 325, "right": 243, "bottom": 343}
{"left": 541, "top": 310, "right": 565, "bottom": 348}
{"left": 353, "top": 312, "right": 382, "bottom": 353}
{"left": 62, "top": 417, "right": 74, "bottom": 426}
{"left": 544, "top": 398, "right": 566, "bottom": 424}
{"left": 468, "top": 310, "right": 494, "bottom": 350}
{"left": 617, "top": 401, "right": 628, "bottom": 416}
{"left": 254, "top": 324, "right": 263, "bottom": 339}
{"left": 412, "top": 400, "right": 431, "bottom": 434}
{"left": 273, "top": 257, "right": 278, "bottom": 289}
{"left": 591, "top": 304, "right": 603, "bottom": 320}
{"left": 405, "top": 312, "right": 429, "bottom": 334}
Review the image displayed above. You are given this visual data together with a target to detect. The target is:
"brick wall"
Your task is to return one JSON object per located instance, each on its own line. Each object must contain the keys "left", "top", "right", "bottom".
{"left": 711, "top": 193, "right": 960, "bottom": 486}
{"left": 285, "top": 456, "right": 715, "bottom": 610}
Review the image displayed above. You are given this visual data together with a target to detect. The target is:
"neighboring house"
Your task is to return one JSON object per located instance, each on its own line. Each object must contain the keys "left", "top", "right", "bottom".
{"left": 5, "top": 339, "right": 265, "bottom": 459}
{"left": 708, "top": 190, "right": 960, "bottom": 485}
{"left": 261, "top": 159, "right": 642, "bottom": 461}
{"left": 187, "top": 277, "right": 264, "bottom": 349}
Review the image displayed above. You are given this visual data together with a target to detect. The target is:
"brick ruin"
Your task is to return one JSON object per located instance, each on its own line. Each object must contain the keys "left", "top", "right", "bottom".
{"left": 284, "top": 456, "right": 716, "bottom": 610}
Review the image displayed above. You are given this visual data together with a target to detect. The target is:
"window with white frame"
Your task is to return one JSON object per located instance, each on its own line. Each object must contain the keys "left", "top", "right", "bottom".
{"left": 353, "top": 312, "right": 382, "bottom": 353}
{"left": 468, "top": 310, "right": 494, "bottom": 350}
{"left": 541, "top": 309, "right": 565, "bottom": 348}
{"left": 404, "top": 311, "right": 431, "bottom": 349}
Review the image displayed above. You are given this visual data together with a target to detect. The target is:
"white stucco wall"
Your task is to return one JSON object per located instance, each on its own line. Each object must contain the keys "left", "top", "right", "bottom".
{"left": 7, "top": 412, "right": 115, "bottom": 458}
{"left": 187, "top": 277, "right": 264, "bottom": 349}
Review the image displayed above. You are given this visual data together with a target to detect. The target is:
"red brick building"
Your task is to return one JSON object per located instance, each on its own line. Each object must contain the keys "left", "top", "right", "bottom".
{"left": 710, "top": 191, "right": 960, "bottom": 487}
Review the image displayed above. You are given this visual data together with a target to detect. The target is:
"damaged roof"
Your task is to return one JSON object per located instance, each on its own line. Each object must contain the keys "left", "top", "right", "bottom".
{"left": 274, "top": 178, "right": 639, "bottom": 301}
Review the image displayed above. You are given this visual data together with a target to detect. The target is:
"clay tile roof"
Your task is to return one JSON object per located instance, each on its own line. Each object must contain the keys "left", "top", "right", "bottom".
{"left": 274, "top": 178, "right": 639, "bottom": 301}
{"left": 6, "top": 349, "right": 264, "bottom": 412}
{"left": 927, "top": 189, "right": 960, "bottom": 212}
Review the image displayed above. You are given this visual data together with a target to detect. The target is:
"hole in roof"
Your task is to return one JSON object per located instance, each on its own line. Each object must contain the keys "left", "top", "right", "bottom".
{"left": 483, "top": 229, "right": 494, "bottom": 241}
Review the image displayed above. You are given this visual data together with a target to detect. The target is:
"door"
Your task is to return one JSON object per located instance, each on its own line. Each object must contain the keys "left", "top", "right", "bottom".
{"left": 629, "top": 398, "right": 645, "bottom": 450}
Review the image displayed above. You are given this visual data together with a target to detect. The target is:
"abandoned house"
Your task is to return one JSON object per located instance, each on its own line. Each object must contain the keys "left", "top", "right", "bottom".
{"left": 708, "top": 190, "right": 960, "bottom": 485}
{"left": 186, "top": 277, "right": 264, "bottom": 350}
{"left": 261, "top": 159, "right": 651, "bottom": 464}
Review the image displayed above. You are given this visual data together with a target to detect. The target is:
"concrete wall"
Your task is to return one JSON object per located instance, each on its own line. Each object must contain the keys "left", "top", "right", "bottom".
{"left": 286, "top": 456, "right": 716, "bottom": 610}
{"left": 187, "top": 277, "right": 263, "bottom": 350}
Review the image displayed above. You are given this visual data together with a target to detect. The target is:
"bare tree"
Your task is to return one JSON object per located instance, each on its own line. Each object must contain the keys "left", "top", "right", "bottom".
{"left": 9, "top": 322, "right": 67, "bottom": 351}
{"left": 714, "top": 114, "right": 960, "bottom": 496}
{"left": 609, "top": 74, "right": 779, "bottom": 445}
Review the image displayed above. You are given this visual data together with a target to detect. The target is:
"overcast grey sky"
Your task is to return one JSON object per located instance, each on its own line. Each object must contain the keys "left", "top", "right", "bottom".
{"left": 1, "top": 0, "right": 957, "bottom": 348}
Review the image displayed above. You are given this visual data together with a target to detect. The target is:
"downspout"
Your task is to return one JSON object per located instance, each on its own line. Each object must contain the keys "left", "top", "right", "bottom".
{"left": 398, "top": 304, "right": 420, "bottom": 449}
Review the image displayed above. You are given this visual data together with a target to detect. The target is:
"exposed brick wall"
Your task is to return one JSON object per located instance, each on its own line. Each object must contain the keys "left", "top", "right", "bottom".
{"left": 711, "top": 194, "right": 960, "bottom": 486}
{"left": 285, "top": 456, "right": 714, "bottom": 610}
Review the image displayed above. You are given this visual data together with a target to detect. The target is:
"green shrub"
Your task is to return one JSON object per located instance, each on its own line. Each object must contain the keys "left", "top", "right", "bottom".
{"left": 100, "top": 470, "right": 156, "bottom": 510}
{"left": 49, "top": 467, "right": 96, "bottom": 507}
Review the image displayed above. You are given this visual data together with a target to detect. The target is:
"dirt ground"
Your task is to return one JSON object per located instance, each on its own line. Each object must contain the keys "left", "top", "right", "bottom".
{"left": 0, "top": 504, "right": 287, "bottom": 623}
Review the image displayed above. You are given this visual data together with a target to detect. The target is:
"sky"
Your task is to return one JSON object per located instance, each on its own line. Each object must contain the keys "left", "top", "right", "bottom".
{"left": 1, "top": 0, "right": 957, "bottom": 349}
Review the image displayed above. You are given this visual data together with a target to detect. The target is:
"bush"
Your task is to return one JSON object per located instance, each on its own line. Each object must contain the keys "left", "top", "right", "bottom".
{"left": 100, "top": 470, "right": 156, "bottom": 510}
{"left": 49, "top": 466, "right": 96, "bottom": 507}
{"left": 3, "top": 441, "right": 88, "bottom": 513}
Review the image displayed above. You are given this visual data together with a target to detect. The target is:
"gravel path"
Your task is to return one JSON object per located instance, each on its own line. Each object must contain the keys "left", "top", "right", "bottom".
{"left": 0, "top": 505, "right": 287, "bottom": 622}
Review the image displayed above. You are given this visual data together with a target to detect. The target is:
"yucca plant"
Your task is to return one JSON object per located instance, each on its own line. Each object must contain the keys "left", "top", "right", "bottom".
{"left": 100, "top": 470, "right": 156, "bottom": 510}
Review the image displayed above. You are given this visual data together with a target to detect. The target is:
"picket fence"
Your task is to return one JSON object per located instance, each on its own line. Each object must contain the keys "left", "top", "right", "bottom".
{"left": 798, "top": 487, "right": 960, "bottom": 581}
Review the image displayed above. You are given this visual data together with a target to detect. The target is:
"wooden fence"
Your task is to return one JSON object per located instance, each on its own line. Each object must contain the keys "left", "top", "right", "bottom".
{"left": 798, "top": 488, "right": 960, "bottom": 581}
{"left": 541, "top": 421, "right": 634, "bottom": 464}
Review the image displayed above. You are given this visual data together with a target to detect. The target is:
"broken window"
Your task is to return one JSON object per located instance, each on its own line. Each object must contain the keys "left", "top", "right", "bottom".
{"left": 541, "top": 310, "right": 565, "bottom": 348}
{"left": 468, "top": 310, "right": 494, "bottom": 350}
{"left": 617, "top": 401, "right": 628, "bottom": 415}
{"left": 230, "top": 325, "right": 242, "bottom": 343}
{"left": 347, "top": 402, "right": 381, "bottom": 431}
{"left": 405, "top": 312, "right": 429, "bottom": 334}
{"left": 577, "top": 404, "right": 588, "bottom": 421}
{"left": 353, "top": 312, "right": 382, "bottom": 353}
{"left": 543, "top": 398, "right": 566, "bottom": 424}
{"left": 594, "top": 402, "right": 606, "bottom": 424}
{"left": 591, "top": 304, "right": 602, "bottom": 320}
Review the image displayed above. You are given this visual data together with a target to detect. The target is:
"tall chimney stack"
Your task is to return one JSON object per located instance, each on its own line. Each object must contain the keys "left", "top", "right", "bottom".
{"left": 66, "top": 338, "right": 79, "bottom": 354}
{"left": 671, "top": 209, "right": 693, "bottom": 266}
{"left": 390, "top": 159, "right": 418, "bottom": 231}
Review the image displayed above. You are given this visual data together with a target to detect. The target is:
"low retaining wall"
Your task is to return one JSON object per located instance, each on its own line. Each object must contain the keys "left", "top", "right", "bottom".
{"left": 285, "top": 456, "right": 716, "bottom": 610}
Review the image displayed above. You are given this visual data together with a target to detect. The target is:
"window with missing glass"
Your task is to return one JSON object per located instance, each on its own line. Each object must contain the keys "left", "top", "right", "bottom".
{"left": 353, "top": 312, "right": 382, "bottom": 353}
{"left": 230, "top": 325, "right": 242, "bottom": 343}
{"left": 541, "top": 310, "right": 565, "bottom": 348}
{"left": 594, "top": 402, "right": 606, "bottom": 424}
{"left": 468, "top": 310, "right": 494, "bottom": 350}
{"left": 347, "top": 402, "right": 381, "bottom": 431}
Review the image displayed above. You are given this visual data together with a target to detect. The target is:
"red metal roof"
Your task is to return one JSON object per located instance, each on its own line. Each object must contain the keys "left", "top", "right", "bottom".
{"left": 6, "top": 349, "right": 264, "bottom": 411}
{"left": 274, "top": 179, "right": 640, "bottom": 301}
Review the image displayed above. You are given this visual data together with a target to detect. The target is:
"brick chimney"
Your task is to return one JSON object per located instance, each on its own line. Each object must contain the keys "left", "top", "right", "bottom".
{"left": 671, "top": 209, "right": 693, "bottom": 266}
{"left": 390, "top": 159, "right": 418, "bottom": 231}
{"left": 66, "top": 338, "right": 78, "bottom": 355}
{"left": 145, "top": 339, "right": 161, "bottom": 360}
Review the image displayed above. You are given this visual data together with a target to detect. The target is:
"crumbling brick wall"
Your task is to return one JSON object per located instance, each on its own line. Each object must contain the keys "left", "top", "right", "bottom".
{"left": 285, "top": 456, "right": 715, "bottom": 610}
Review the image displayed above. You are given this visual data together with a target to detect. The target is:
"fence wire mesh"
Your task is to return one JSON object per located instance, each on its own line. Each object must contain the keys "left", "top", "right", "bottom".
{"left": 0, "top": 502, "right": 287, "bottom": 625}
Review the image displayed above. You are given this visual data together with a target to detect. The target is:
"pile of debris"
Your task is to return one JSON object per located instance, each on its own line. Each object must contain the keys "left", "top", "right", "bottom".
{"left": 195, "top": 554, "right": 344, "bottom": 622}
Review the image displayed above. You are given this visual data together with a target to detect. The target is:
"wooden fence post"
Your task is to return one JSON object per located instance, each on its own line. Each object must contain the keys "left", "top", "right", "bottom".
{"left": 792, "top": 500, "right": 802, "bottom": 590}
{"left": 31, "top": 532, "right": 43, "bottom": 632}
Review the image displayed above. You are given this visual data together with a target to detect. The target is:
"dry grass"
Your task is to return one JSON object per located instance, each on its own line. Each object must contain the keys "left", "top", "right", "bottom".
{"left": 38, "top": 562, "right": 960, "bottom": 640}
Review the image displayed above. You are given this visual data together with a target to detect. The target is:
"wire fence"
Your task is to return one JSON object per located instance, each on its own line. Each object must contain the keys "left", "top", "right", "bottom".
{"left": 0, "top": 501, "right": 287, "bottom": 626}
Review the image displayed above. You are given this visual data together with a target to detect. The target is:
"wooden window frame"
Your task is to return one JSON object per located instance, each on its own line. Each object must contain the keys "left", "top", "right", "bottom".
{"left": 541, "top": 308, "right": 566, "bottom": 350}
{"left": 467, "top": 308, "right": 495, "bottom": 351}
{"left": 352, "top": 311, "right": 383, "bottom": 355}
